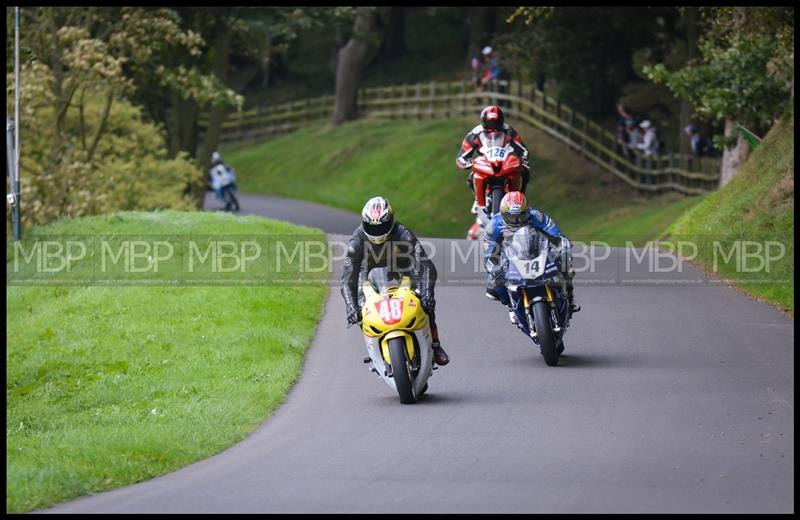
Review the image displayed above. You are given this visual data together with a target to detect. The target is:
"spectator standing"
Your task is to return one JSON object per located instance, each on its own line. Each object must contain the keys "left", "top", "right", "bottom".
{"left": 637, "top": 120, "right": 660, "bottom": 173}
{"left": 616, "top": 103, "right": 633, "bottom": 125}
{"left": 480, "top": 46, "right": 505, "bottom": 106}
{"left": 533, "top": 72, "right": 546, "bottom": 93}
{"left": 470, "top": 56, "right": 482, "bottom": 89}
{"left": 624, "top": 118, "right": 640, "bottom": 162}
{"left": 685, "top": 125, "right": 711, "bottom": 157}
{"left": 615, "top": 108, "right": 629, "bottom": 157}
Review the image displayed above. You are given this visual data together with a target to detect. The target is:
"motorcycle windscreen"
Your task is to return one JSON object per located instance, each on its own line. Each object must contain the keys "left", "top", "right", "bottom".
{"left": 480, "top": 130, "right": 506, "bottom": 149}
{"left": 505, "top": 227, "right": 556, "bottom": 281}
{"left": 479, "top": 131, "right": 510, "bottom": 165}
{"left": 367, "top": 266, "right": 402, "bottom": 294}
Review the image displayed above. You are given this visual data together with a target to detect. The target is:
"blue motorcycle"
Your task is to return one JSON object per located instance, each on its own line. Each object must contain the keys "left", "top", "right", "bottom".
{"left": 502, "top": 227, "right": 572, "bottom": 366}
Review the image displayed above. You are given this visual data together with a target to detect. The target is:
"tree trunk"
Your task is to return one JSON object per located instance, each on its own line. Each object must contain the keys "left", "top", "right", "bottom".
{"left": 200, "top": 21, "right": 234, "bottom": 174}
{"left": 260, "top": 30, "right": 272, "bottom": 89}
{"left": 179, "top": 99, "right": 200, "bottom": 156}
{"left": 195, "top": 20, "right": 234, "bottom": 209}
{"left": 166, "top": 92, "right": 202, "bottom": 206}
{"left": 332, "top": 8, "right": 382, "bottom": 126}
{"left": 678, "top": 6, "right": 699, "bottom": 156}
{"left": 378, "top": 6, "right": 405, "bottom": 58}
{"left": 719, "top": 118, "right": 750, "bottom": 188}
{"left": 167, "top": 95, "right": 199, "bottom": 159}
{"left": 329, "top": 26, "right": 348, "bottom": 76}
{"left": 87, "top": 88, "right": 114, "bottom": 162}
{"left": 167, "top": 91, "right": 181, "bottom": 158}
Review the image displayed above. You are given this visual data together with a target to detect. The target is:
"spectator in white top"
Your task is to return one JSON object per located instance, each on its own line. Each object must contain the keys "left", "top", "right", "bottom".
{"left": 637, "top": 120, "right": 660, "bottom": 171}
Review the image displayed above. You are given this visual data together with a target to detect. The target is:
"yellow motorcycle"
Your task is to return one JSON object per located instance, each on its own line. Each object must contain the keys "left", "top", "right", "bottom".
{"left": 359, "top": 267, "right": 435, "bottom": 404}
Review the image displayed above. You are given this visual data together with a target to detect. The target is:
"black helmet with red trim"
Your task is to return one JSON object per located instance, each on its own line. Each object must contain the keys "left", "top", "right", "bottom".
{"left": 481, "top": 105, "right": 504, "bottom": 132}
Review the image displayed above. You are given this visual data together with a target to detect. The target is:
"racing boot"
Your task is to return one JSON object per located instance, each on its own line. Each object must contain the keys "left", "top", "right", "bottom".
{"left": 486, "top": 284, "right": 510, "bottom": 306}
{"left": 486, "top": 286, "right": 502, "bottom": 304}
{"left": 430, "top": 325, "right": 449, "bottom": 366}
{"left": 508, "top": 305, "right": 518, "bottom": 326}
{"left": 566, "top": 282, "right": 581, "bottom": 314}
{"left": 432, "top": 340, "right": 449, "bottom": 366}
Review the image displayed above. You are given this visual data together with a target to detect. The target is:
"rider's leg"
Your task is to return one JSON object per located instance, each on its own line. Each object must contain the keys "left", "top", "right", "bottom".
{"left": 521, "top": 167, "right": 530, "bottom": 194}
{"left": 466, "top": 172, "right": 482, "bottom": 238}
{"left": 223, "top": 187, "right": 233, "bottom": 211}
{"left": 427, "top": 309, "right": 449, "bottom": 366}
{"left": 486, "top": 277, "right": 517, "bottom": 326}
{"left": 486, "top": 270, "right": 510, "bottom": 306}
{"left": 565, "top": 273, "right": 580, "bottom": 313}
{"left": 558, "top": 245, "right": 580, "bottom": 314}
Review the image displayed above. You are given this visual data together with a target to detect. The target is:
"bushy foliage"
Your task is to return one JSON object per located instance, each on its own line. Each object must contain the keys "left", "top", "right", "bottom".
{"left": 501, "top": 7, "right": 679, "bottom": 118}
{"left": 643, "top": 7, "right": 794, "bottom": 147}
{"left": 644, "top": 35, "right": 790, "bottom": 148}
{"left": 7, "top": 65, "right": 201, "bottom": 227}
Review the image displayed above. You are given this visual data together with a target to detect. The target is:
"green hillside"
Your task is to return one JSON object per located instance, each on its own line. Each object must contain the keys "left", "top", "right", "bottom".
{"left": 664, "top": 114, "right": 794, "bottom": 313}
{"left": 223, "top": 117, "right": 698, "bottom": 243}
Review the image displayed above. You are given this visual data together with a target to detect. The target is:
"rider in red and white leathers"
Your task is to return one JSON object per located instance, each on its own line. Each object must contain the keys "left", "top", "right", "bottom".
{"left": 456, "top": 105, "right": 531, "bottom": 195}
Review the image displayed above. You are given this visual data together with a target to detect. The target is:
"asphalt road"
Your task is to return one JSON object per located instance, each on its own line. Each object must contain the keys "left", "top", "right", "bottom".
{"left": 43, "top": 193, "right": 794, "bottom": 513}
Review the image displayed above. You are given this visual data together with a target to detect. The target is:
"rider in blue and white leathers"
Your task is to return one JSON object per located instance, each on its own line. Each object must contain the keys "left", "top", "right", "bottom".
{"left": 483, "top": 192, "right": 580, "bottom": 317}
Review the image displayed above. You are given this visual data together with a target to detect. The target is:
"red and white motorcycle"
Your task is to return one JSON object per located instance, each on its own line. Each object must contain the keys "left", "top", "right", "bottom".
{"left": 465, "top": 132, "right": 523, "bottom": 240}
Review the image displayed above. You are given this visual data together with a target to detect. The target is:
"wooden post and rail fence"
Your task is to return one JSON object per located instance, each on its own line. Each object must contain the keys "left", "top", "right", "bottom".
{"left": 198, "top": 79, "right": 722, "bottom": 195}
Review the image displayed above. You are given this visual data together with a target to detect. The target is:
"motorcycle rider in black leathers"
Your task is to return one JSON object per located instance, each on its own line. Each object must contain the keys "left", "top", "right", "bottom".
{"left": 341, "top": 196, "right": 450, "bottom": 366}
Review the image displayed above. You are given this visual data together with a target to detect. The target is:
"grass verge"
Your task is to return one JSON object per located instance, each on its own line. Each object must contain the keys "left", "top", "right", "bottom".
{"left": 223, "top": 117, "right": 700, "bottom": 244}
{"left": 6, "top": 210, "right": 328, "bottom": 512}
{"left": 662, "top": 113, "right": 794, "bottom": 314}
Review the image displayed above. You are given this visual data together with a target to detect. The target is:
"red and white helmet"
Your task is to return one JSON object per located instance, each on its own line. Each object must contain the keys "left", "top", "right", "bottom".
{"left": 499, "top": 191, "right": 530, "bottom": 229}
{"left": 361, "top": 196, "right": 395, "bottom": 244}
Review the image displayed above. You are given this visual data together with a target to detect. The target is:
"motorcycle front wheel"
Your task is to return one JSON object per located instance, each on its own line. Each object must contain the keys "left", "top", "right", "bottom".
{"left": 532, "top": 300, "right": 559, "bottom": 366}
{"left": 388, "top": 337, "right": 416, "bottom": 404}
{"left": 491, "top": 186, "right": 505, "bottom": 217}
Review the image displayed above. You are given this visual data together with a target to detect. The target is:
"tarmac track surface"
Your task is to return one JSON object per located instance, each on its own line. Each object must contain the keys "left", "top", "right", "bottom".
{"left": 43, "top": 193, "right": 794, "bottom": 513}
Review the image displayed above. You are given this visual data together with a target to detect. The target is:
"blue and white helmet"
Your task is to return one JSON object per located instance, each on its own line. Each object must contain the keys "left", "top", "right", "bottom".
{"left": 361, "top": 196, "right": 395, "bottom": 244}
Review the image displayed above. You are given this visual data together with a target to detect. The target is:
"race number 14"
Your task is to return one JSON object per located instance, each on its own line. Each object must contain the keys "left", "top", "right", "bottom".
{"left": 523, "top": 260, "right": 539, "bottom": 276}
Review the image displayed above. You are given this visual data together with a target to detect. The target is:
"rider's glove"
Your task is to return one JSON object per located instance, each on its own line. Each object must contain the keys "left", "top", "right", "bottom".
{"left": 554, "top": 236, "right": 573, "bottom": 275}
{"left": 487, "top": 257, "right": 507, "bottom": 279}
{"left": 346, "top": 306, "right": 362, "bottom": 325}
{"left": 461, "top": 159, "right": 473, "bottom": 170}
